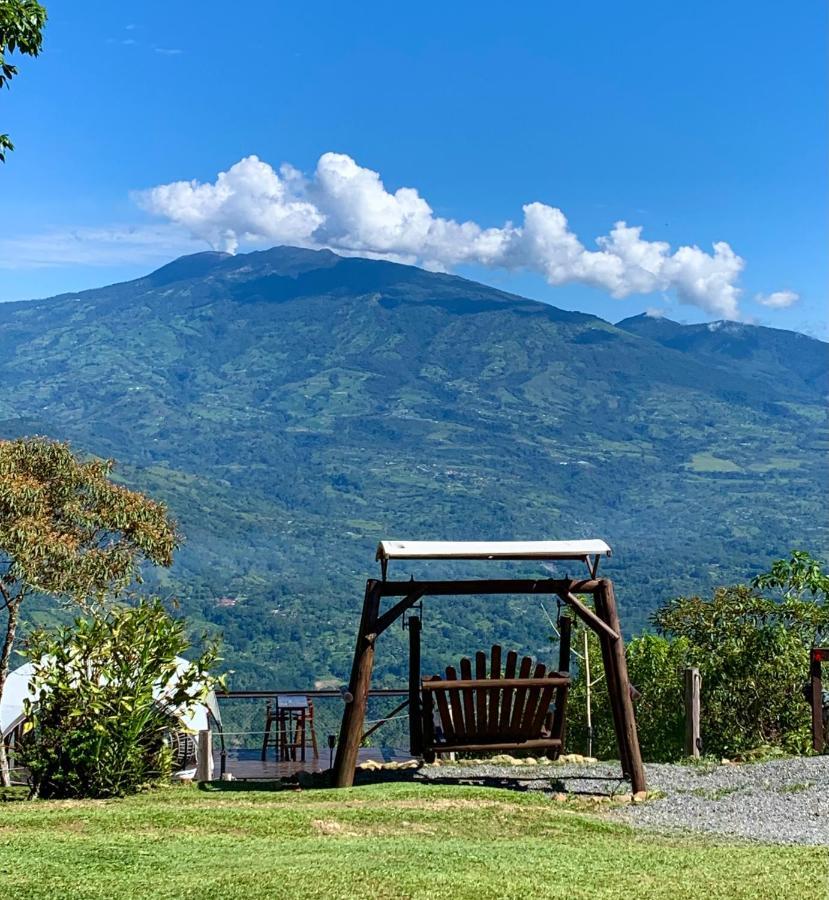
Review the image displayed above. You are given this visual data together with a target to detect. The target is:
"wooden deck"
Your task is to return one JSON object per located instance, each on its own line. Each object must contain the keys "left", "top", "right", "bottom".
{"left": 214, "top": 747, "right": 416, "bottom": 781}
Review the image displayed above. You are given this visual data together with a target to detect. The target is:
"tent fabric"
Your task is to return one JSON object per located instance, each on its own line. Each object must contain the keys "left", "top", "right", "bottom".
{"left": 0, "top": 656, "right": 221, "bottom": 738}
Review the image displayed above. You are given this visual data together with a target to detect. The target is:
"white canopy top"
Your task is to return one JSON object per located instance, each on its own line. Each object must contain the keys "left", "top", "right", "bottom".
{"left": 376, "top": 539, "right": 611, "bottom": 562}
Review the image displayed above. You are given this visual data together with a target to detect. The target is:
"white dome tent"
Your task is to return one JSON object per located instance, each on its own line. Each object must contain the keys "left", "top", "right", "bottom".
{"left": 1, "top": 656, "right": 222, "bottom": 777}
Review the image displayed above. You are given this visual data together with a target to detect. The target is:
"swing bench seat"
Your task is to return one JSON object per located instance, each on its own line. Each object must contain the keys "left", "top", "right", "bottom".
{"left": 420, "top": 645, "right": 571, "bottom": 760}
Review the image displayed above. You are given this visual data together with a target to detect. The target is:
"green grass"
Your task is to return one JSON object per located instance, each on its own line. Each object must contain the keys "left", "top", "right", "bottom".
{"left": 0, "top": 783, "right": 825, "bottom": 899}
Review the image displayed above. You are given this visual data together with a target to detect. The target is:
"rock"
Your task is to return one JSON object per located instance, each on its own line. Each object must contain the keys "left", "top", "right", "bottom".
{"left": 632, "top": 791, "right": 649, "bottom": 803}
{"left": 358, "top": 759, "right": 382, "bottom": 771}
{"left": 555, "top": 753, "right": 598, "bottom": 765}
{"left": 381, "top": 759, "right": 419, "bottom": 770}
{"left": 490, "top": 754, "right": 522, "bottom": 765}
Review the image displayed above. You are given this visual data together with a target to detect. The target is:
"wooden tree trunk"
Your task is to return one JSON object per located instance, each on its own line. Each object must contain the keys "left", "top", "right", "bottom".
{"left": 0, "top": 597, "right": 21, "bottom": 788}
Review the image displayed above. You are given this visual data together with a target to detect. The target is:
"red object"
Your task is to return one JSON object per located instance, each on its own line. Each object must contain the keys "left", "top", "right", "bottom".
{"left": 812, "top": 648, "right": 829, "bottom": 662}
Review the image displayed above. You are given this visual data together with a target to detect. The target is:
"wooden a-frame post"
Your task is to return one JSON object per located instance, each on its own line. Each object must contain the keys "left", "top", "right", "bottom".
{"left": 332, "top": 581, "right": 381, "bottom": 783}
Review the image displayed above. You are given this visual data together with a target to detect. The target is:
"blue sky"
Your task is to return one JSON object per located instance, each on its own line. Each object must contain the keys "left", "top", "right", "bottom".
{"left": 1, "top": 1, "right": 826, "bottom": 335}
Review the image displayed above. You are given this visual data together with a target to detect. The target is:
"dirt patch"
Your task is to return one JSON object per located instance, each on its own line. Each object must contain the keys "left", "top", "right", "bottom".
{"left": 311, "top": 819, "right": 362, "bottom": 837}
{"left": 381, "top": 797, "right": 521, "bottom": 812}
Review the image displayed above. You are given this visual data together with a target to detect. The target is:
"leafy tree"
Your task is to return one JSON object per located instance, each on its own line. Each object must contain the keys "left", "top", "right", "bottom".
{"left": 0, "top": 0, "right": 47, "bottom": 161}
{"left": 21, "top": 598, "right": 220, "bottom": 798}
{"left": 653, "top": 583, "right": 829, "bottom": 756}
{"left": 0, "top": 437, "right": 178, "bottom": 785}
{"left": 752, "top": 550, "right": 829, "bottom": 606}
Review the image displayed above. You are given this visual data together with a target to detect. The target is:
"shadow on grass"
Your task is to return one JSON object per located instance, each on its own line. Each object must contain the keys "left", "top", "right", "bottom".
{"left": 198, "top": 765, "right": 629, "bottom": 798}
{"left": 198, "top": 780, "right": 296, "bottom": 793}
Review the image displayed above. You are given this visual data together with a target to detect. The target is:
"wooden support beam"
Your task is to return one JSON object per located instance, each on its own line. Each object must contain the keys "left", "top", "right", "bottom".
{"left": 374, "top": 588, "right": 426, "bottom": 636}
{"left": 377, "top": 579, "right": 602, "bottom": 598}
{"left": 361, "top": 698, "right": 410, "bottom": 743}
{"left": 548, "top": 614, "right": 572, "bottom": 757}
{"left": 597, "top": 580, "right": 646, "bottom": 794}
{"left": 559, "top": 591, "right": 619, "bottom": 641}
{"left": 408, "top": 616, "right": 423, "bottom": 756}
{"left": 684, "top": 667, "right": 701, "bottom": 758}
{"left": 593, "top": 588, "right": 630, "bottom": 776}
{"left": 333, "top": 581, "right": 382, "bottom": 787}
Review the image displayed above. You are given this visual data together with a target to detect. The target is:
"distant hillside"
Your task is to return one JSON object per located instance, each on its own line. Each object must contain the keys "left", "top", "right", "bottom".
{"left": 617, "top": 313, "right": 828, "bottom": 398}
{"left": 0, "top": 247, "right": 826, "bottom": 688}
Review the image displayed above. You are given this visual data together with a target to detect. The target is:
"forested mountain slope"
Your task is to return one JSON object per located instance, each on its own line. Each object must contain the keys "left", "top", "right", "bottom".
{"left": 1, "top": 247, "right": 826, "bottom": 687}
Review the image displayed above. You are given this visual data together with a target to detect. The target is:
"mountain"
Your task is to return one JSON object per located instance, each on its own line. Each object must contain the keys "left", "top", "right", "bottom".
{"left": 1, "top": 247, "right": 827, "bottom": 690}
{"left": 617, "top": 313, "right": 828, "bottom": 399}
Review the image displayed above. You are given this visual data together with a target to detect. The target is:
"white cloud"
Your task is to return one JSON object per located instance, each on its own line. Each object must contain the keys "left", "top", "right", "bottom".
{"left": 755, "top": 290, "right": 799, "bottom": 309}
{"left": 135, "top": 152, "right": 787, "bottom": 319}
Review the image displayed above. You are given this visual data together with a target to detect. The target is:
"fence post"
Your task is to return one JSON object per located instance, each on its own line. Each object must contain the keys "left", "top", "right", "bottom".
{"left": 810, "top": 650, "right": 824, "bottom": 753}
{"left": 196, "top": 728, "right": 214, "bottom": 782}
{"left": 684, "top": 667, "right": 701, "bottom": 758}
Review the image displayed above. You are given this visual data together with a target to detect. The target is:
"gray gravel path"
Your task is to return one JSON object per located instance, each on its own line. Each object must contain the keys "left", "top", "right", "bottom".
{"left": 416, "top": 756, "right": 829, "bottom": 845}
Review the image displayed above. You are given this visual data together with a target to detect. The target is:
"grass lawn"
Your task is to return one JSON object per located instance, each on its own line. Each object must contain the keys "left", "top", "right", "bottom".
{"left": 0, "top": 782, "right": 825, "bottom": 899}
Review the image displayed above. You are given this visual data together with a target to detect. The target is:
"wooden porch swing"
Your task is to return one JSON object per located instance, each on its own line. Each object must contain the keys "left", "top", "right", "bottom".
{"left": 332, "top": 540, "right": 646, "bottom": 794}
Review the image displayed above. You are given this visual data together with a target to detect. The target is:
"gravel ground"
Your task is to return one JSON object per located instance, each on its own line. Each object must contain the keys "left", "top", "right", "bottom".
{"left": 415, "top": 756, "right": 829, "bottom": 845}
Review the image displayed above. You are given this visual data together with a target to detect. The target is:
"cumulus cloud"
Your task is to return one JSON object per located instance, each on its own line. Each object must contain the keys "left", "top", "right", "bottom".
{"left": 755, "top": 290, "right": 799, "bottom": 309}
{"left": 135, "top": 153, "right": 789, "bottom": 320}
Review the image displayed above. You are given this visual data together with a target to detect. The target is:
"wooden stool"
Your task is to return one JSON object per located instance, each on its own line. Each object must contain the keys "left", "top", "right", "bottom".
{"left": 261, "top": 696, "right": 319, "bottom": 762}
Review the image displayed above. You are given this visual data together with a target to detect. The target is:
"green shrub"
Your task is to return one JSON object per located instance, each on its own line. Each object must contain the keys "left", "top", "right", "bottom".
{"left": 654, "top": 585, "right": 826, "bottom": 757}
{"left": 20, "top": 598, "right": 220, "bottom": 799}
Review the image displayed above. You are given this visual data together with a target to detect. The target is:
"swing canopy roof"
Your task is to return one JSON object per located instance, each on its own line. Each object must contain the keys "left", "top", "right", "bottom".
{"left": 376, "top": 539, "right": 611, "bottom": 563}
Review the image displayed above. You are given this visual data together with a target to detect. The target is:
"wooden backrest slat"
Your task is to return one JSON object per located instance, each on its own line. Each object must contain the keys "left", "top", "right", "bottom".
{"left": 422, "top": 684, "right": 436, "bottom": 747}
{"left": 459, "top": 657, "right": 476, "bottom": 737}
{"left": 508, "top": 657, "right": 534, "bottom": 736}
{"left": 529, "top": 678, "right": 559, "bottom": 737}
{"left": 519, "top": 662, "right": 548, "bottom": 735}
{"left": 475, "top": 651, "right": 488, "bottom": 737}
{"left": 445, "top": 665, "right": 466, "bottom": 739}
{"left": 487, "top": 644, "right": 502, "bottom": 738}
{"left": 498, "top": 650, "right": 518, "bottom": 733}
{"left": 430, "top": 675, "right": 454, "bottom": 743}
